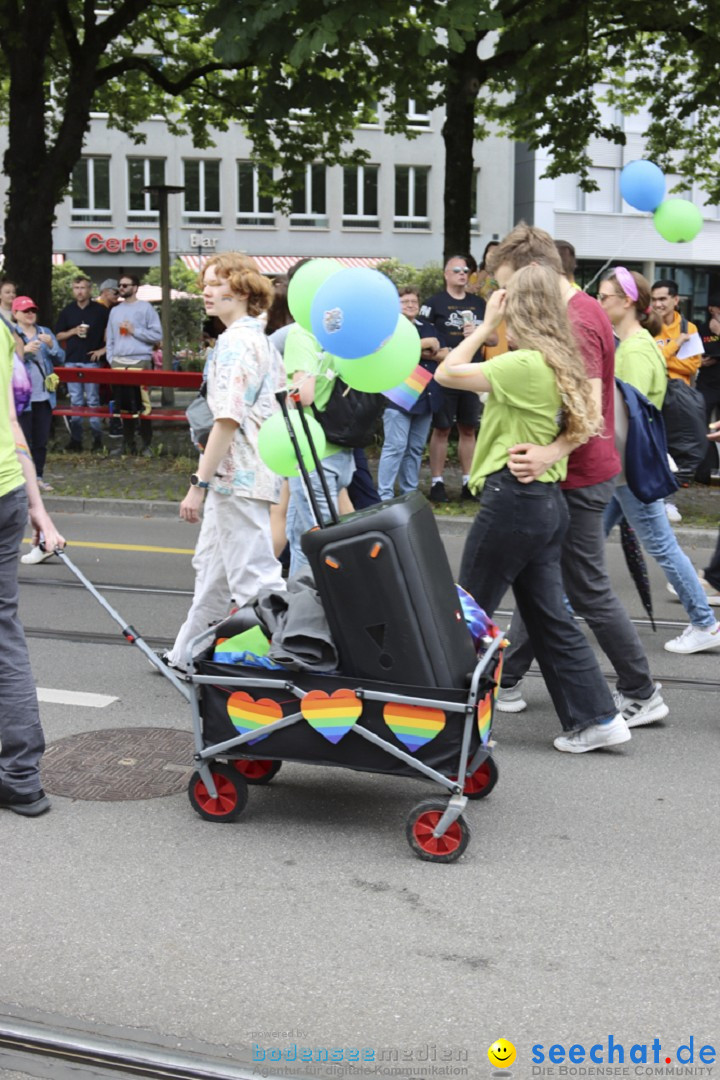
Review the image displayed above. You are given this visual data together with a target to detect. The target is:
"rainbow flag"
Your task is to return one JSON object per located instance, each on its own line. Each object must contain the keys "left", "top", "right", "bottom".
{"left": 383, "top": 365, "right": 433, "bottom": 411}
{"left": 477, "top": 691, "right": 493, "bottom": 745}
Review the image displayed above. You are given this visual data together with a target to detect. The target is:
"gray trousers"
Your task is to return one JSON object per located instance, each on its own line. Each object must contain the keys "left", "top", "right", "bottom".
{"left": 502, "top": 478, "right": 655, "bottom": 701}
{"left": 0, "top": 486, "right": 45, "bottom": 792}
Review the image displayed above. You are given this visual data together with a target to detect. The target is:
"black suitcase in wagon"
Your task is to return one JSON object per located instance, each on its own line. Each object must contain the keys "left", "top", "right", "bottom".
{"left": 301, "top": 490, "right": 477, "bottom": 688}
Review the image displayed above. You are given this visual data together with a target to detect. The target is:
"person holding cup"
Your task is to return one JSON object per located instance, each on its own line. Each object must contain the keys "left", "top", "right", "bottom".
{"left": 55, "top": 275, "right": 109, "bottom": 451}
{"left": 12, "top": 296, "right": 63, "bottom": 494}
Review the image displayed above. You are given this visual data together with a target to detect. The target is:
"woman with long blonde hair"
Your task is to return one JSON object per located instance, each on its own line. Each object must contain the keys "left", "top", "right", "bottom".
{"left": 436, "top": 264, "right": 630, "bottom": 753}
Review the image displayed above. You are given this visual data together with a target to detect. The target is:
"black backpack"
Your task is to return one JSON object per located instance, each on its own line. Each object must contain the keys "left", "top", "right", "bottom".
{"left": 311, "top": 377, "right": 384, "bottom": 448}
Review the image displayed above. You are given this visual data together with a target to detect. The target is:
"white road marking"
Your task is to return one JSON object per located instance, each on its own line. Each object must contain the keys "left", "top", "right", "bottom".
{"left": 37, "top": 688, "right": 119, "bottom": 708}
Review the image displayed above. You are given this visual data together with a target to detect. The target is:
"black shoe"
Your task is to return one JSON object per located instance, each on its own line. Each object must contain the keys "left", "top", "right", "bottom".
{"left": 429, "top": 480, "right": 448, "bottom": 503}
{"left": 461, "top": 483, "right": 480, "bottom": 502}
{"left": 92, "top": 435, "right": 103, "bottom": 452}
{"left": 65, "top": 440, "right": 83, "bottom": 453}
{"left": 0, "top": 780, "right": 51, "bottom": 817}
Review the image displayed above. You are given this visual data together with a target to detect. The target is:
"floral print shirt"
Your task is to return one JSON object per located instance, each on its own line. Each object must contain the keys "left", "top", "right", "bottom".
{"left": 206, "top": 316, "right": 285, "bottom": 502}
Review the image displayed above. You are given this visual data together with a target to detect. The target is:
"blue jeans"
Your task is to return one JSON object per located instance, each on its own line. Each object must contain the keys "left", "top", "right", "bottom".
{"left": 286, "top": 449, "right": 355, "bottom": 576}
{"left": 604, "top": 485, "right": 716, "bottom": 629}
{"left": 67, "top": 364, "right": 102, "bottom": 440}
{"left": 0, "top": 486, "right": 46, "bottom": 792}
{"left": 460, "top": 468, "right": 617, "bottom": 733}
{"left": 377, "top": 407, "right": 433, "bottom": 501}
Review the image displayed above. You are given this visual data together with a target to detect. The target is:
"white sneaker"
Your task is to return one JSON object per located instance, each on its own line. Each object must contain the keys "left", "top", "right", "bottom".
{"left": 495, "top": 680, "right": 527, "bottom": 713}
{"left": 665, "top": 502, "right": 682, "bottom": 524}
{"left": 664, "top": 622, "right": 720, "bottom": 654}
{"left": 20, "top": 545, "right": 55, "bottom": 565}
{"left": 612, "top": 684, "right": 669, "bottom": 727}
{"left": 554, "top": 714, "right": 631, "bottom": 754}
{"left": 667, "top": 576, "right": 720, "bottom": 606}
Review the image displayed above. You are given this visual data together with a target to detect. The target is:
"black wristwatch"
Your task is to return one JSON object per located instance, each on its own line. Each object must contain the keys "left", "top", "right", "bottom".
{"left": 190, "top": 474, "right": 210, "bottom": 489}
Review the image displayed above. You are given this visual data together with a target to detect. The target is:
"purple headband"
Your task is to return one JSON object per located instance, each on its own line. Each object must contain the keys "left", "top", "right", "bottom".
{"left": 614, "top": 265, "right": 639, "bottom": 302}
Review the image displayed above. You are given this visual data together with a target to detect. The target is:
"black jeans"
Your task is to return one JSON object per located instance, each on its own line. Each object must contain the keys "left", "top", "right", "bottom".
{"left": 459, "top": 468, "right": 616, "bottom": 732}
{"left": 502, "top": 479, "right": 655, "bottom": 700}
{"left": 19, "top": 401, "right": 53, "bottom": 479}
{"left": 705, "top": 527, "right": 720, "bottom": 593}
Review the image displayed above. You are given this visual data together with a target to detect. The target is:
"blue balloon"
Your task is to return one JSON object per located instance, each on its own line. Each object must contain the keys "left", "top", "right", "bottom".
{"left": 310, "top": 267, "right": 400, "bottom": 359}
{"left": 620, "top": 160, "right": 666, "bottom": 212}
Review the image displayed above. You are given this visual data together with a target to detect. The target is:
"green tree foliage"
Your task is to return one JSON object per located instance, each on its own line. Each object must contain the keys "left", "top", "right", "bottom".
{"left": 377, "top": 260, "right": 445, "bottom": 300}
{"left": 142, "top": 260, "right": 202, "bottom": 295}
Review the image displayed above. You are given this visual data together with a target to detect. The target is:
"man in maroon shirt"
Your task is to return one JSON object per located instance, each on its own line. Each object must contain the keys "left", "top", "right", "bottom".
{"left": 487, "top": 224, "right": 667, "bottom": 728}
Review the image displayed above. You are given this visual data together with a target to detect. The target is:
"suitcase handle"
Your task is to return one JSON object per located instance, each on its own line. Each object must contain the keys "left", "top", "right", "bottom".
{"left": 276, "top": 390, "right": 340, "bottom": 527}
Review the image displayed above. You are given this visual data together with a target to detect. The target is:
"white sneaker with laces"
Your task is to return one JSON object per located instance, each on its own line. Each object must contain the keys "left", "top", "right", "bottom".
{"left": 495, "top": 680, "right": 528, "bottom": 713}
{"left": 664, "top": 622, "right": 720, "bottom": 654}
{"left": 612, "top": 684, "right": 669, "bottom": 727}
{"left": 665, "top": 502, "right": 682, "bottom": 524}
{"left": 554, "top": 714, "right": 631, "bottom": 754}
{"left": 20, "top": 545, "right": 55, "bottom": 565}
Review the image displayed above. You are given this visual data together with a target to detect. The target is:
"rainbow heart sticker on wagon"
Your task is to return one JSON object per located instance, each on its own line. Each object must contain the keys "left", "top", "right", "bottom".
{"left": 383, "top": 703, "right": 446, "bottom": 752}
{"left": 227, "top": 691, "right": 283, "bottom": 743}
{"left": 300, "top": 689, "right": 363, "bottom": 744}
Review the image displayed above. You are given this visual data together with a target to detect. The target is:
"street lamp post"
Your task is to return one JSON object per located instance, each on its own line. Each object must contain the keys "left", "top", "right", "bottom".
{"left": 143, "top": 183, "right": 184, "bottom": 405}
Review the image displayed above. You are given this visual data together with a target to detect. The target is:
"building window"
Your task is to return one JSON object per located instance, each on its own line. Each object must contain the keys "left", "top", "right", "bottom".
{"left": 583, "top": 166, "right": 620, "bottom": 213}
{"left": 71, "top": 157, "right": 111, "bottom": 222}
{"left": 183, "top": 159, "right": 221, "bottom": 224}
{"left": 127, "top": 158, "right": 165, "bottom": 221}
{"left": 342, "top": 165, "right": 379, "bottom": 228}
{"left": 237, "top": 162, "right": 274, "bottom": 226}
{"left": 470, "top": 169, "right": 480, "bottom": 233}
{"left": 407, "top": 100, "right": 431, "bottom": 129}
{"left": 290, "top": 165, "right": 328, "bottom": 228}
{"left": 394, "top": 165, "right": 429, "bottom": 230}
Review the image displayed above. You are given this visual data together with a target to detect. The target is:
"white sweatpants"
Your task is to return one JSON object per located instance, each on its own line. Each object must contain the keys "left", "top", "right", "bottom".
{"left": 167, "top": 489, "right": 285, "bottom": 668}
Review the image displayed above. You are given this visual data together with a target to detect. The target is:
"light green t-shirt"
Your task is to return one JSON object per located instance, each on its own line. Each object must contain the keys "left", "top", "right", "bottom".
{"left": 615, "top": 329, "right": 667, "bottom": 410}
{"left": 0, "top": 321, "right": 25, "bottom": 498}
{"left": 469, "top": 348, "right": 566, "bottom": 492}
{"left": 283, "top": 324, "right": 343, "bottom": 456}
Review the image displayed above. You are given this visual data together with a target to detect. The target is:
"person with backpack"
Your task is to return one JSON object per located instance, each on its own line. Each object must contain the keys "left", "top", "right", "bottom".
{"left": 651, "top": 279, "right": 708, "bottom": 501}
{"left": 600, "top": 268, "right": 720, "bottom": 655}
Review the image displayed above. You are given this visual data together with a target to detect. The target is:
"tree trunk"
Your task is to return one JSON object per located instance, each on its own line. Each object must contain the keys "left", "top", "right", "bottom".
{"left": 2, "top": 3, "right": 100, "bottom": 323}
{"left": 2, "top": 8, "right": 57, "bottom": 321}
{"left": 441, "top": 38, "right": 482, "bottom": 264}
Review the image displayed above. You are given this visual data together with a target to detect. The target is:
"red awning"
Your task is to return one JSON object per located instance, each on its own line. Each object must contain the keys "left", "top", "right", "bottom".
{"left": 179, "top": 254, "right": 389, "bottom": 275}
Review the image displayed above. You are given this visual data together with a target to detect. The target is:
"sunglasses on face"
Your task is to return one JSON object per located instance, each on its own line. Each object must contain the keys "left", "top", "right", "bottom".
{"left": 451, "top": 268, "right": 469, "bottom": 274}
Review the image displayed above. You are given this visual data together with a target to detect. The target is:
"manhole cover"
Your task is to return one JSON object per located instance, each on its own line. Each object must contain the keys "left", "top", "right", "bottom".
{"left": 42, "top": 728, "right": 195, "bottom": 801}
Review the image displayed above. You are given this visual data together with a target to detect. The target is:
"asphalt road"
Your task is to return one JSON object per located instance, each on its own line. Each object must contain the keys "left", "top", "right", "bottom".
{"left": 2, "top": 510, "right": 719, "bottom": 1080}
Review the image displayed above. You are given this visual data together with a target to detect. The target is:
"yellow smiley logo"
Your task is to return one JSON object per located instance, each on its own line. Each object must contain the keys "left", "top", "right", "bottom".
{"left": 488, "top": 1040, "right": 516, "bottom": 1069}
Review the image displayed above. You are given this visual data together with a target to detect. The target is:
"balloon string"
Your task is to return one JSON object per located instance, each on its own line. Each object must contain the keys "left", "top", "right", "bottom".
{"left": 582, "top": 217, "right": 647, "bottom": 294}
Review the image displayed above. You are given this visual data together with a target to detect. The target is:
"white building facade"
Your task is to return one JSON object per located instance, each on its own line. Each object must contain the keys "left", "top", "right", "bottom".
{"left": 0, "top": 103, "right": 515, "bottom": 285}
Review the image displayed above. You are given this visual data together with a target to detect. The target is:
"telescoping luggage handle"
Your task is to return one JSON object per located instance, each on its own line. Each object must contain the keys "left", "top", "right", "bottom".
{"left": 276, "top": 390, "right": 340, "bottom": 528}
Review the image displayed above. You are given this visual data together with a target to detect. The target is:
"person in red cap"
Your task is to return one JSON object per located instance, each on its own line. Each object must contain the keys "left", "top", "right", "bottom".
{"left": 12, "top": 296, "right": 64, "bottom": 504}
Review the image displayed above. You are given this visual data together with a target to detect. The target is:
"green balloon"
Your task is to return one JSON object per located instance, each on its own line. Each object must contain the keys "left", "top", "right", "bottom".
{"left": 653, "top": 199, "right": 703, "bottom": 243}
{"left": 287, "top": 259, "right": 343, "bottom": 332}
{"left": 257, "top": 409, "right": 327, "bottom": 477}
{"left": 335, "top": 315, "right": 419, "bottom": 392}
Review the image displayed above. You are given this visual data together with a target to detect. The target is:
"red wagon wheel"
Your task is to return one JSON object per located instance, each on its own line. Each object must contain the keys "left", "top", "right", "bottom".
{"left": 188, "top": 763, "right": 248, "bottom": 822}
{"left": 232, "top": 758, "right": 282, "bottom": 785}
{"left": 452, "top": 755, "right": 498, "bottom": 800}
{"left": 406, "top": 799, "right": 470, "bottom": 863}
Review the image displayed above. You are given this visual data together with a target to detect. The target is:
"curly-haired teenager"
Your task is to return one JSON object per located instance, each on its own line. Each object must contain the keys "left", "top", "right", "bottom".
{"left": 166, "top": 254, "right": 286, "bottom": 670}
{"left": 436, "top": 264, "right": 631, "bottom": 753}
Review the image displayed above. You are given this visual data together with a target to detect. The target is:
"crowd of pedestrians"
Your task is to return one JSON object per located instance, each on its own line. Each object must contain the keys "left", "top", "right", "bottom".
{"left": 2, "top": 229, "right": 720, "bottom": 820}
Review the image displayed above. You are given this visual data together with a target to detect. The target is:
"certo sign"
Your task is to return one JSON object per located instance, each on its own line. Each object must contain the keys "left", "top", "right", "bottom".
{"left": 84, "top": 232, "right": 159, "bottom": 255}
